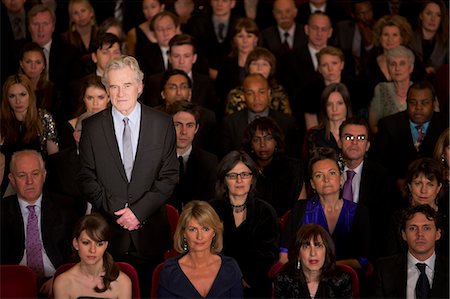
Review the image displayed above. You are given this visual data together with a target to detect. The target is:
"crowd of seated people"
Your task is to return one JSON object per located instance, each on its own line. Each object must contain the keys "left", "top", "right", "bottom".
{"left": 0, "top": 0, "right": 449, "bottom": 298}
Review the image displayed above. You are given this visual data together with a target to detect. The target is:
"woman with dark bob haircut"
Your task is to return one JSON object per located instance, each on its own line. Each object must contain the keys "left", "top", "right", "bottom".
{"left": 210, "top": 150, "right": 279, "bottom": 298}
{"left": 274, "top": 224, "right": 352, "bottom": 298}
{"left": 158, "top": 200, "right": 243, "bottom": 298}
{"left": 53, "top": 213, "right": 131, "bottom": 298}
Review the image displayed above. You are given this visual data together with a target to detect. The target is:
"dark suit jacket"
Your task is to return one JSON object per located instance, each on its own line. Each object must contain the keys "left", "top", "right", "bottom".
{"left": 77, "top": 105, "right": 179, "bottom": 258}
{"left": 136, "top": 42, "right": 167, "bottom": 78}
{"left": 49, "top": 37, "right": 81, "bottom": 88}
{"left": 234, "top": 0, "right": 275, "bottom": 30}
{"left": 169, "top": 146, "right": 218, "bottom": 211}
{"left": 219, "top": 109, "right": 298, "bottom": 158}
{"left": 0, "top": 193, "right": 78, "bottom": 269}
{"left": 295, "top": 2, "right": 350, "bottom": 26}
{"left": 373, "top": 253, "right": 449, "bottom": 298}
{"left": 372, "top": 111, "right": 449, "bottom": 179}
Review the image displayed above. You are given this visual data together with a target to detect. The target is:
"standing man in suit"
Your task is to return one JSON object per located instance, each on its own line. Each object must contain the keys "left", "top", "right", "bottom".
{"left": 77, "top": 55, "right": 179, "bottom": 297}
{"left": 1, "top": 150, "right": 78, "bottom": 297}
{"left": 373, "top": 81, "right": 449, "bottom": 192}
{"left": 373, "top": 204, "right": 448, "bottom": 298}
{"left": 166, "top": 100, "right": 218, "bottom": 211}
{"left": 338, "top": 117, "right": 397, "bottom": 259}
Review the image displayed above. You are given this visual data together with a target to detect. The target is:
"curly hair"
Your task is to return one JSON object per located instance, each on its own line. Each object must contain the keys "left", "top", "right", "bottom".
{"left": 373, "top": 15, "right": 413, "bottom": 48}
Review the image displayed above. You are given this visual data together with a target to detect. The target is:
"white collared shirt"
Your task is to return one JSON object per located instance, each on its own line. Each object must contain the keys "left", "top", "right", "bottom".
{"left": 18, "top": 196, "right": 56, "bottom": 277}
{"left": 309, "top": 3, "right": 326, "bottom": 13}
{"left": 344, "top": 161, "right": 363, "bottom": 203}
{"left": 112, "top": 103, "right": 141, "bottom": 164}
{"left": 160, "top": 46, "right": 170, "bottom": 70}
{"left": 277, "top": 24, "right": 296, "bottom": 48}
{"left": 42, "top": 40, "right": 52, "bottom": 77}
{"left": 406, "top": 251, "right": 435, "bottom": 299}
{"left": 307, "top": 44, "right": 320, "bottom": 70}
{"left": 178, "top": 145, "right": 193, "bottom": 170}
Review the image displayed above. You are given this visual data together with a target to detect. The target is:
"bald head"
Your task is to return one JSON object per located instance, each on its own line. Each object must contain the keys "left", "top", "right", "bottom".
{"left": 273, "top": 0, "right": 297, "bottom": 30}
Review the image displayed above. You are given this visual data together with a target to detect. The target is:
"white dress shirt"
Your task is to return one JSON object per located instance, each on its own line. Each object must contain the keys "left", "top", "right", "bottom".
{"left": 406, "top": 251, "right": 435, "bottom": 299}
{"left": 112, "top": 103, "right": 141, "bottom": 163}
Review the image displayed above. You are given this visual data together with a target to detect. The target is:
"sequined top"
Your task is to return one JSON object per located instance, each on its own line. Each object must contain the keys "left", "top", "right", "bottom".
{"left": 38, "top": 108, "right": 58, "bottom": 154}
{"left": 225, "top": 82, "right": 292, "bottom": 116}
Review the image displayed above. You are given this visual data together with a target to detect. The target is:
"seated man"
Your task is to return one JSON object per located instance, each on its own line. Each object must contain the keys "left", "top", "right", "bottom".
{"left": 373, "top": 204, "right": 448, "bottom": 298}
{"left": 165, "top": 100, "right": 218, "bottom": 211}
{"left": 373, "top": 81, "right": 449, "bottom": 191}
{"left": 219, "top": 73, "right": 298, "bottom": 158}
{"left": 0, "top": 150, "right": 78, "bottom": 296}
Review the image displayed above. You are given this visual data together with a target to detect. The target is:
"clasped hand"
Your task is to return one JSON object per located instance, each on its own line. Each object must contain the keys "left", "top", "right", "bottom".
{"left": 115, "top": 207, "right": 141, "bottom": 231}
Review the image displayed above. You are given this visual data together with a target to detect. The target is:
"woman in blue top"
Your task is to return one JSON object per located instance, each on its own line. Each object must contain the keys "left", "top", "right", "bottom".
{"left": 280, "top": 147, "right": 370, "bottom": 272}
{"left": 158, "top": 200, "right": 243, "bottom": 298}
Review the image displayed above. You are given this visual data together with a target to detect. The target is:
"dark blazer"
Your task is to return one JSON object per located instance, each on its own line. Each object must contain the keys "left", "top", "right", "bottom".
{"left": 261, "top": 24, "right": 307, "bottom": 57}
{"left": 77, "top": 105, "right": 179, "bottom": 258}
{"left": 136, "top": 42, "right": 167, "bottom": 78}
{"left": 234, "top": 0, "right": 276, "bottom": 30}
{"left": 49, "top": 37, "right": 81, "bottom": 88}
{"left": 295, "top": 2, "right": 350, "bottom": 26}
{"left": 373, "top": 253, "right": 449, "bottom": 298}
{"left": 372, "top": 111, "right": 449, "bottom": 180}
{"left": 410, "top": 30, "right": 449, "bottom": 72}
{"left": 219, "top": 108, "right": 298, "bottom": 158}
{"left": 90, "top": 0, "right": 144, "bottom": 32}
{"left": 169, "top": 146, "right": 218, "bottom": 211}
{"left": 0, "top": 193, "right": 78, "bottom": 269}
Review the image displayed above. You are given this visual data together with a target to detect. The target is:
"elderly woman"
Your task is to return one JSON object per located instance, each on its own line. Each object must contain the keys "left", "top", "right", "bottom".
{"left": 274, "top": 224, "right": 352, "bottom": 298}
{"left": 280, "top": 148, "right": 370, "bottom": 273}
{"left": 210, "top": 150, "right": 279, "bottom": 298}
{"left": 242, "top": 117, "right": 306, "bottom": 216}
{"left": 366, "top": 14, "right": 425, "bottom": 89}
{"left": 369, "top": 45, "right": 414, "bottom": 134}
{"left": 158, "top": 200, "right": 243, "bottom": 298}
{"left": 304, "top": 83, "right": 352, "bottom": 161}
{"left": 410, "top": 0, "right": 449, "bottom": 76}
{"left": 225, "top": 47, "right": 291, "bottom": 116}
{"left": 53, "top": 213, "right": 132, "bottom": 298}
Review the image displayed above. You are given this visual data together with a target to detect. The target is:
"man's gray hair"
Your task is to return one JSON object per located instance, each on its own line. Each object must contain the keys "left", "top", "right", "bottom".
{"left": 102, "top": 55, "right": 144, "bottom": 88}
{"left": 10, "top": 150, "right": 45, "bottom": 173}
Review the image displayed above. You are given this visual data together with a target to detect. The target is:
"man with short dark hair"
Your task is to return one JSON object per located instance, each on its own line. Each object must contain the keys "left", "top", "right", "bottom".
{"left": 373, "top": 204, "right": 449, "bottom": 298}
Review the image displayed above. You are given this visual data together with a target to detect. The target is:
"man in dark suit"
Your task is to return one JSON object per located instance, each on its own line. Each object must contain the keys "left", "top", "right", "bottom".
{"left": 296, "top": 0, "right": 349, "bottom": 27}
{"left": 1, "top": 150, "right": 78, "bottom": 297}
{"left": 166, "top": 100, "right": 218, "bottom": 211}
{"left": 373, "top": 204, "right": 448, "bottom": 298}
{"left": 373, "top": 81, "right": 449, "bottom": 191}
{"left": 338, "top": 117, "right": 397, "bottom": 260}
{"left": 77, "top": 55, "right": 179, "bottom": 297}
{"left": 143, "top": 34, "right": 217, "bottom": 111}
{"left": 220, "top": 73, "right": 298, "bottom": 158}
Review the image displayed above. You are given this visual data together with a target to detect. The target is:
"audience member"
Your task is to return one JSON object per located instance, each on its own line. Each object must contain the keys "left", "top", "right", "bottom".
{"left": 210, "top": 150, "right": 279, "bottom": 298}
{"left": 63, "top": 0, "right": 99, "bottom": 57}
{"left": 158, "top": 200, "right": 244, "bottom": 297}
{"left": 91, "top": 0, "right": 144, "bottom": 33}
{"left": 97, "top": 17, "right": 127, "bottom": 53}
{"left": 274, "top": 224, "right": 352, "bottom": 298}
{"left": 157, "top": 69, "right": 218, "bottom": 153}
{"left": 280, "top": 147, "right": 370, "bottom": 274}
{"left": 372, "top": 0, "right": 422, "bottom": 29}
{"left": 219, "top": 73, "right": 298, "bottom": 158}
{"left": 215, "top": 17, "right": 260, "bottom": 108}
{"left": 338, "top": 117, "right": 397, "bottom": 259}
{"left": 126, "top": 0, "right": 165, "bottom": 56}
{"left": 225, "top": 47, "right": 291, "bottom": 116}
{"left": 304, "top": 83, "right": 352, "bottom": 161}
{"left": 373, "top": 204, "right": 448, "bottom": 298}
{"left": 143, "top": 34, "right": 217, "bottom": 111}
{"left": 138, "top": 11, "right": 181, "bottom": 76}
{"left": 53, "top": 213, "right": 131, "bottom": 298}
{"left": 295, "top": 0, "right": 349, "bottom": 27}
{"left": 0, "top": 150, "right": 78, "bottom": 297}
{"left": 166, "top": 101, "right": 218, "bottom": 211}
{"left": 166, "top": 0, "right": 199, "bottom": 32}
{"left": 187, "top": 0, "right": 239, "bottom": 78}
{"left": 365, "top": 14, "right": 425, "bottom": 89}
{"left": 77, "top": 55, "right": 178, "bottom": 298}
{"left": 242, "top": 117, "right": 306, "bottom": 216}
{"left": 369, "top": 45, "right": 415, "bottom": 134}
{"left": 373, "top": 81, "right": 448, "bottom": 190}
{"left": 233, "top": 0, "right": 275, "bottom": 30}
{"left": 433, "top": 128, "right": 449, "bottom": 182}
{"left": 410, "top": 0, "right": 449, "bottom": 77}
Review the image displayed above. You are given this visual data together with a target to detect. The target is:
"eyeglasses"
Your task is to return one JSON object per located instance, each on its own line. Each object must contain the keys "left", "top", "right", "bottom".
{"left": 343, "top": 134, "right": 366, "bottom": 141}
{"left": 251, "top": 135, "right": 274, "bottom": 144}
{"left": 225, "top": 172, "right": 253, "bottom": 180}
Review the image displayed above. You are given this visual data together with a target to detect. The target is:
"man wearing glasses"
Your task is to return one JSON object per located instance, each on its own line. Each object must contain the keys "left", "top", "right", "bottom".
{"left": 338, "top": 117, "right": 397, "bottom": 261}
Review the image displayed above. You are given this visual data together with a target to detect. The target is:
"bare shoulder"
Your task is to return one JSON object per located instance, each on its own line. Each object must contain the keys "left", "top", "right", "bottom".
{"left": 53, "top": 267, "right": 77, "bottom": 298}
{"left": 113, "top": 271, "right": 132, "bottom": 299}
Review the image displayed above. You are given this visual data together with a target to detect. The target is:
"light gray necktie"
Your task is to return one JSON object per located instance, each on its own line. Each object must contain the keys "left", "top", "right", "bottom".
{"left": 123, "top": 117, "right": 133, "bottom": 181}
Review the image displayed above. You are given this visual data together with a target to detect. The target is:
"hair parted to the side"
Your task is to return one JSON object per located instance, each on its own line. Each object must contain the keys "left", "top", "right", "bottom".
{"left": 102, "top": 55, "right": 144, "bottom": 89}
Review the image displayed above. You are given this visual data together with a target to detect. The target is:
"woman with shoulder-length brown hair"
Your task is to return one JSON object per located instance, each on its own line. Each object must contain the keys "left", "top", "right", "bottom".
{"left": 158, "top": 200, "right": 243, "bottom": 298}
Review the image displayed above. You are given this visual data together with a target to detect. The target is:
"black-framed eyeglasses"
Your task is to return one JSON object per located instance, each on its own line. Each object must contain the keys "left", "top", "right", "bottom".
{"left": 225, "top": 172, "right": 253, "bottom": 180}
{"left": 343, "top": 134, "right": 366, "bottom": 141}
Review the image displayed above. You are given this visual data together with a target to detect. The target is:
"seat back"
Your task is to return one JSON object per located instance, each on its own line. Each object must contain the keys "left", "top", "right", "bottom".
{"left": 337, "top": 263, "right": 360, "bottom": 298}
{"left": 54, "top": 262, "right": 141, "bottom": 298}
{"left": 150, "top": 262, "right": 165, "bottom": 299}
{"left": 0, "top": 265, "right": 38, "bottom": 298}
{"left": 165, "top": 204, "right": 179, "bottom": 238}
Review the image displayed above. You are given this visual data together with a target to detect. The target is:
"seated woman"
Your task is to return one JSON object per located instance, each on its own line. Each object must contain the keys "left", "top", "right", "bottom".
{"left": 304, "top": 83, "right": 352, "bottom": 162}
{"left": 280, "top": 147, "right": 370, "bottom": 273}
{"left": 158, "top": 200, "right": 243, "bottom": 298}
{"left": 225, "top": 47, "right": 291, "bottom": 116}
{"left": 210, "top": 150, "right": 279, "bottom": 298}
{"left": 242, "top": 116, "right": 306, "bottom": 217}
{"left": 53, "top": 213, "right": 132, "bottom": 298}
{"left": 58, "top": 74, "right": 110, "bottom": 150}
{"left": 274, "top": 224, "right": 352, "bottom": 298}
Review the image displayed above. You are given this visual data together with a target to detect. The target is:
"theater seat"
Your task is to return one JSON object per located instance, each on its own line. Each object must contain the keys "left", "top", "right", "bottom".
{"left": 0, "top": 265, "right": 38, "bottom": 298}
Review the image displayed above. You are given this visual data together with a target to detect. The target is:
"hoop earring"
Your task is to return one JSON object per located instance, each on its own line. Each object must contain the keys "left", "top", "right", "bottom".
{"left": 183, "top": 237, "right": 189, "bottom": 251}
